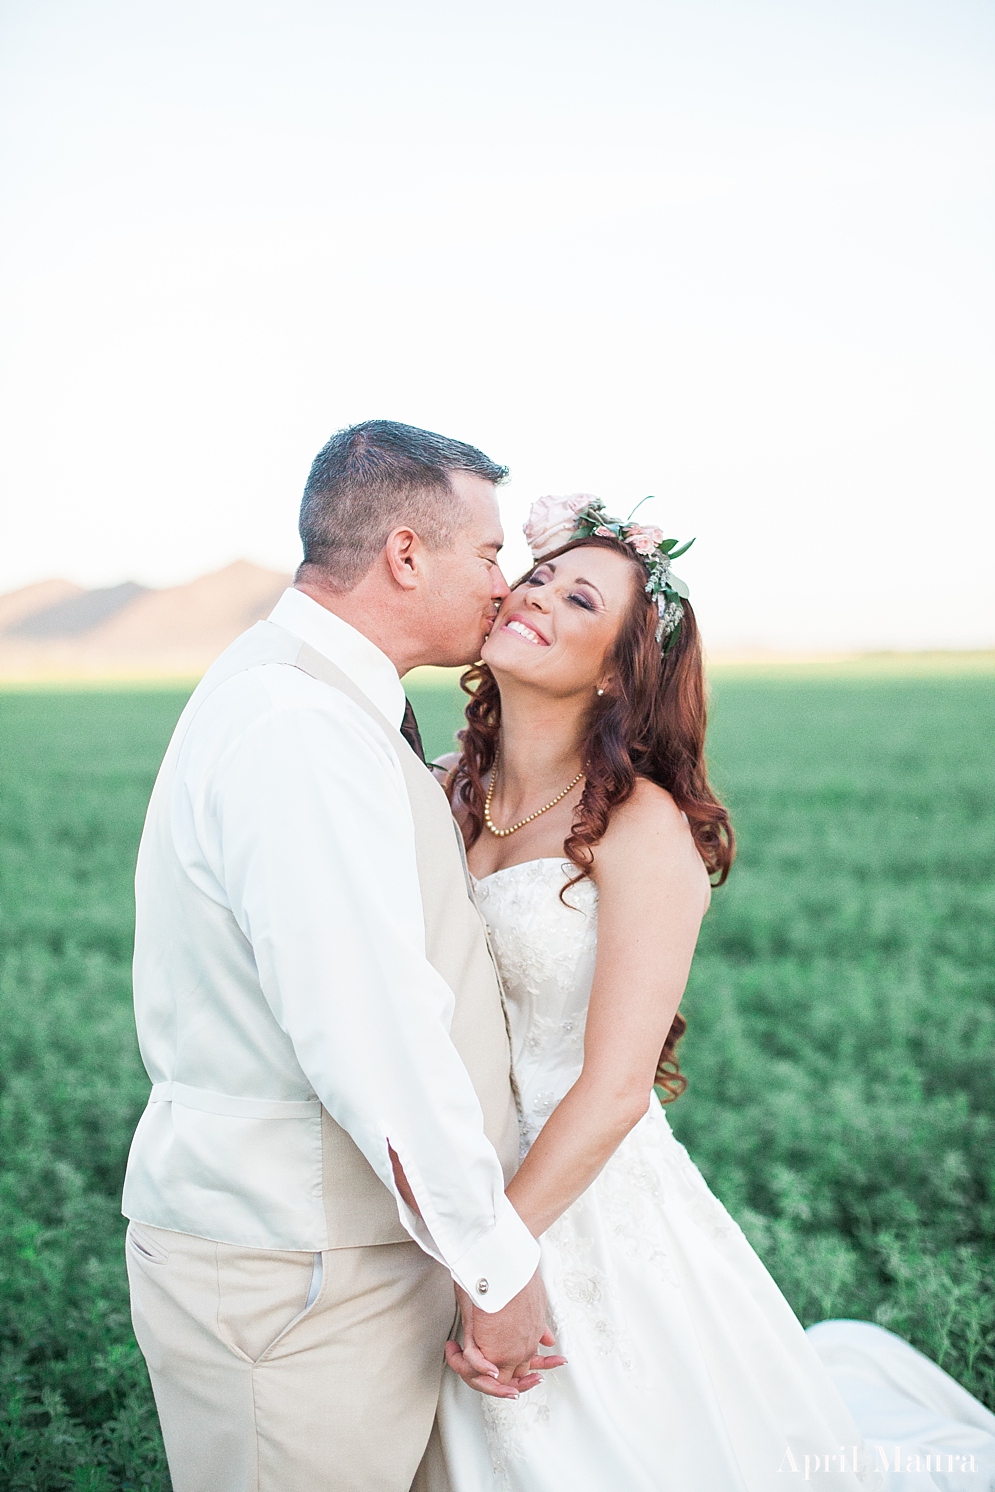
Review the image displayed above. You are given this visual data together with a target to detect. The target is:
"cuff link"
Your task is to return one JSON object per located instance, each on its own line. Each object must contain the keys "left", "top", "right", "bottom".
{"left": 475, "top": 1277, "right": 489, "bottom": 1295}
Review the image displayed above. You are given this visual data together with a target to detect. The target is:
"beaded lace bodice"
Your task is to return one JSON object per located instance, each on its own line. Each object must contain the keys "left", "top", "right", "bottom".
{"left": 473, "top": 859, "right": 598, "bottom": 1155}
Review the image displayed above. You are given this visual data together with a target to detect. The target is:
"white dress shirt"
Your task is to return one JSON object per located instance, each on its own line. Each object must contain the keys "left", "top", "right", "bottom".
{"left": 161, "top": 587, "right": 538, "bottom": 1309}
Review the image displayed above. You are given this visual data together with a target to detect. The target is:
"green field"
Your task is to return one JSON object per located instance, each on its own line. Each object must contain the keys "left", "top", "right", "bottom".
{"left": 1, "top": 674, "right": 993, "bottom": 1488}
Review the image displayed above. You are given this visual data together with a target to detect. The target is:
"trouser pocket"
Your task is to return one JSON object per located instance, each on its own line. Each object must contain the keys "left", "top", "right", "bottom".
{"left": 127, "top": 1221, "right": 171, "bottom": 1265}
{"left": 216, "top": 1244, "right": 321, "bottom": 1363}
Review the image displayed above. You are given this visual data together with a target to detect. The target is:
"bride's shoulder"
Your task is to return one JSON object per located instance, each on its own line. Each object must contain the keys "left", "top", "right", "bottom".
{"left": 429, "top": 750, "right": 461, "bottom": 786}
{"left": 594, "top": 777, "right": 708, "bottom": 891}
{"left": 606, "top": 775, "right": 688, "bottom": 836}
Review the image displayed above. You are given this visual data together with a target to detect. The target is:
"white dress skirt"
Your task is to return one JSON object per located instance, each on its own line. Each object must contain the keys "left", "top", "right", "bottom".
{"left": 415, "top": 859, "right": 995, "bottom": 1492}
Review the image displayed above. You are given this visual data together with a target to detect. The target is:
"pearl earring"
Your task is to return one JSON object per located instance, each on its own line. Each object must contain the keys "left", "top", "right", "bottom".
{"left": 596, "top": 688, "right": 605, "bottom": 696}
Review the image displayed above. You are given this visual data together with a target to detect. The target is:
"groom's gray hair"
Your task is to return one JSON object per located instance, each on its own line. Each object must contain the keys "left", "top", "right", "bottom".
{"left": 298, "top": 419, "right": 508, "bottom": 589}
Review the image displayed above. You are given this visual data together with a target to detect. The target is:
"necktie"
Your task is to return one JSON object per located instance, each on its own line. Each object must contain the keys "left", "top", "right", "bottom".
{"left": 400, "top": 697, "right": 426, "bottom": 762}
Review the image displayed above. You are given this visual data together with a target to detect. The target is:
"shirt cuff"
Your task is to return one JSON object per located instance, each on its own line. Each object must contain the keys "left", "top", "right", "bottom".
{"left": 391, "top": 1189, "right": 539, "bottom": 1312}
{"left": 448, "top": 1193, "right": 541, "bottom": 1313}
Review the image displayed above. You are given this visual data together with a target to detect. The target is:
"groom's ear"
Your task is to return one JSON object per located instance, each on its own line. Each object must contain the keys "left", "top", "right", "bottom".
{"left": 383, "top": 527, "right": 424, "bottom": 591}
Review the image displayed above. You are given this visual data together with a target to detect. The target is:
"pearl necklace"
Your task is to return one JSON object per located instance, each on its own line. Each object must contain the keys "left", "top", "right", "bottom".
{"left": 483, "top": 749, "right": 585, "bottom": 838}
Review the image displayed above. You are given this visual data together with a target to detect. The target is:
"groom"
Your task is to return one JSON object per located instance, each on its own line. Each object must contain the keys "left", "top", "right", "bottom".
{"left": 122, "top": 421, "right": 549, "bottom": 1492}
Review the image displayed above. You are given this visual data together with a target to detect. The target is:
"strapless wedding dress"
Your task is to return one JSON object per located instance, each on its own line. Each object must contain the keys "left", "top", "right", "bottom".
{"left": 418, "top": 859, "right": 995, "bottom": 1492}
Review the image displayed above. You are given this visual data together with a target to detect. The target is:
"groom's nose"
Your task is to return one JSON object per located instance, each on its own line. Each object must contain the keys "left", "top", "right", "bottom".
{"left": 490, "top": 566, "right": 511, "bottom": 604}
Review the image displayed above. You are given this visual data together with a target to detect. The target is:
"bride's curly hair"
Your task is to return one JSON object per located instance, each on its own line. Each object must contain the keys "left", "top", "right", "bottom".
{"left": 448, "top": 533, "right": 735, "bottom": 1102}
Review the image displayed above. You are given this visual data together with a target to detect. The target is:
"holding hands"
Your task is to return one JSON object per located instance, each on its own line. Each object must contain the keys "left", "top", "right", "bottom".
{"left": 445, "top": 1271, "right": 566, "bottom": 1400}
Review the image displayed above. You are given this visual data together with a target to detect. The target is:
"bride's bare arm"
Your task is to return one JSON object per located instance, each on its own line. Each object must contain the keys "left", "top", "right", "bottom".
{"left": 505, "top": 779, "right": 711, "bottom": 1240}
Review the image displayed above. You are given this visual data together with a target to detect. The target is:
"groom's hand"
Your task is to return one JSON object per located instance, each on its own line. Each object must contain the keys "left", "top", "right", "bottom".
{"left": 447, "top": 1276, "right": 566, "bottom": 1399}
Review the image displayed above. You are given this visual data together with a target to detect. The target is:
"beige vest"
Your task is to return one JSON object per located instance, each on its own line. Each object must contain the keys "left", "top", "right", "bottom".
{"left": 122, "top": 621, "right": 519, "bottom": 1251}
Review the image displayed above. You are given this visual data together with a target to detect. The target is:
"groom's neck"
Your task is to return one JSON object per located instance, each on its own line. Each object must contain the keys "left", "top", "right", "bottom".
{"left": 294, "top": 572, "right": 421, "bottom": 677}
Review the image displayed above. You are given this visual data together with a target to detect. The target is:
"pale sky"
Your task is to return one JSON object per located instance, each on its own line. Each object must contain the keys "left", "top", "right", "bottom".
{"left": 1, "top": 0, "right": 992, "bottom": 649}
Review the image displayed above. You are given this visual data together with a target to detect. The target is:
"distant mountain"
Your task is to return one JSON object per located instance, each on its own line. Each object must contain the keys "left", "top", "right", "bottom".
{"left": 0, "top": 562, "right": 292, "bottom": 679}
{"left": 9, "top": 582, "right": 150, "bottom": 638}
{"left": 0, "top": 578, "right": 86, "bottom": 634}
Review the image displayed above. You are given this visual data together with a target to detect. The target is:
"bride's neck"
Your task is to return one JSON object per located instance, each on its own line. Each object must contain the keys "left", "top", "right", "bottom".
{"left": 494, "top": 685, "right": 588, "bottom": 799}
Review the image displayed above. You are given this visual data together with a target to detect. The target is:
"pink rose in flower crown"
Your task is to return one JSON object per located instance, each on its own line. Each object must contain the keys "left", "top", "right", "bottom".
{"left": 523, "top": 494, "right": 598, "bottom": 559}
{"left": 626, "top": 524, "right": 665, "bottom": 556}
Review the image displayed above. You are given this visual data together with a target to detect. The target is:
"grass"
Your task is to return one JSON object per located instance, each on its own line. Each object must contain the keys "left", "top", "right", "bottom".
{"left": 675, "top": 676, "right": 995, "bottom": 1408}
{"left": 0, "top": 672, "right": 992, "bottom": 1487}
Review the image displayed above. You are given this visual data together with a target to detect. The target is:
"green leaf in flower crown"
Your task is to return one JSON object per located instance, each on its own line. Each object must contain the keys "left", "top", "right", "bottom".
{"left": 669, "top": 574, "right": 689, "bottom": 599}
{"left": 659, "top": 539, "right": 679, "bottom": 552}
{"left": 668, "top": 538, "right": 695, "bottom": 559}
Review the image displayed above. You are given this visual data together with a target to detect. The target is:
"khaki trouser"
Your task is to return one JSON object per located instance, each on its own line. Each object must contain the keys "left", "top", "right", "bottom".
{"left": 126, "top": 1221, "right": 456, "bottom": 1492}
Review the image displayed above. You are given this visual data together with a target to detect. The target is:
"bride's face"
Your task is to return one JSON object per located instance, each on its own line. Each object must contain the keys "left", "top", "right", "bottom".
{"left": 481, "top": 544, "right": 639, "bottom": 696}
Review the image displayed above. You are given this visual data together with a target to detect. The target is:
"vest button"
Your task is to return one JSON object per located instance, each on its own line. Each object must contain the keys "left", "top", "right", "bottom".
{"left": 475, "top": 1277, "right": 489, "bottom": 1295}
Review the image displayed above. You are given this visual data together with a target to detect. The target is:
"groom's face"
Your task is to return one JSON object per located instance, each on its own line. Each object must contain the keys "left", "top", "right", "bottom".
{"left": 417, "top": 473, "right": 510, "bottom": 667}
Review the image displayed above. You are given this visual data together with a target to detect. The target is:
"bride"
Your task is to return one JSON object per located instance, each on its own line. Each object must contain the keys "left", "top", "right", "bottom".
{"left": 416, "top": 495, "right": 995, "bottom": 1492}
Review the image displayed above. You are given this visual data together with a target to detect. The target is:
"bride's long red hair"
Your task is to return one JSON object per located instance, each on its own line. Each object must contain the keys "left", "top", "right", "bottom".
{"left": 449, "top": 534, "right": 735, "bottom": 1102}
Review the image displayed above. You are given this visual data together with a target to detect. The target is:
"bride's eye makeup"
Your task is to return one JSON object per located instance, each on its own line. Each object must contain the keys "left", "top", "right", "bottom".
{"left": 520, "top": 567, "right": 600, "bottom": 612}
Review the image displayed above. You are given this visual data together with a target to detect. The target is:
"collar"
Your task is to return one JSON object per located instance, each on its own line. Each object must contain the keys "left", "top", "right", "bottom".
{"left": 267, "top": 588, "right": 406, "bottom": 729}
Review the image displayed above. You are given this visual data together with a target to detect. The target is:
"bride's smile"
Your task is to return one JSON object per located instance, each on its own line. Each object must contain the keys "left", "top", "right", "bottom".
{"left": 499, "top": 616, "right": 549, "bottom": 646}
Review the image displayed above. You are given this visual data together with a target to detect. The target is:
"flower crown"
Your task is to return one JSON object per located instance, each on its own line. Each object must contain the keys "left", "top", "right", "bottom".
{"left": 523, "top": 493, "right": 694, "bottom": 651}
